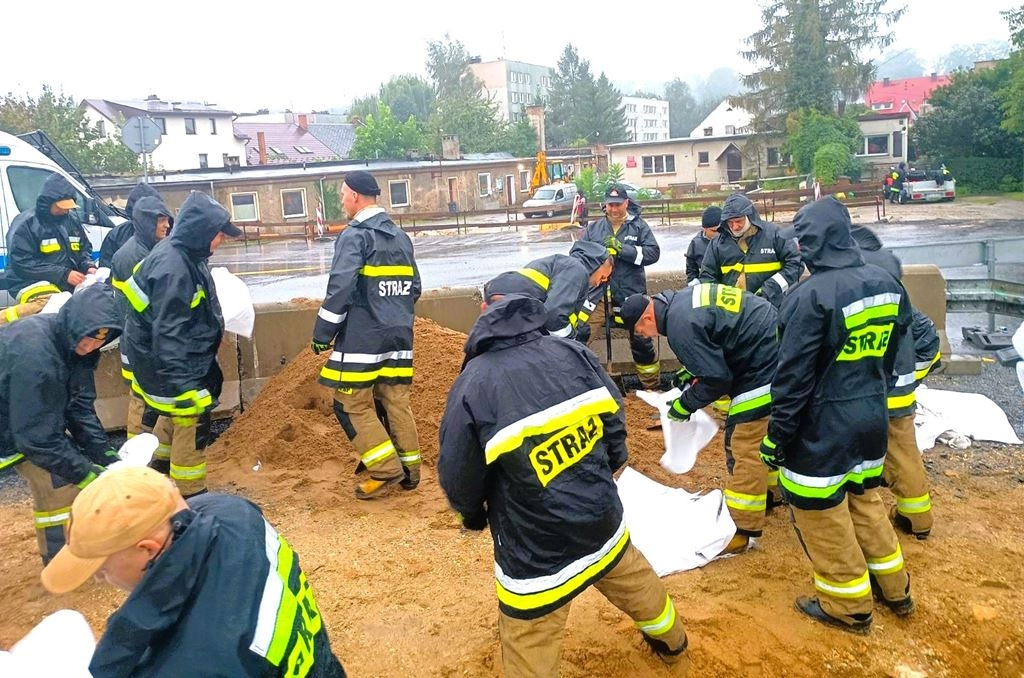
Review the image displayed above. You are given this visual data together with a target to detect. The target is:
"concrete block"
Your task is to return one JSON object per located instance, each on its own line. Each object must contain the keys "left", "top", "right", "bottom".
{"left": 942, "top": 354, "right": 983, "bottom": 375}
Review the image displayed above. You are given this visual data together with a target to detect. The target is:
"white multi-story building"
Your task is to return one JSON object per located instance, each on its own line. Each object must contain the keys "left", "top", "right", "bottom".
{"left": 468, "top": 59, "right": 555, "bottom": 122}
{"left": 689, "top": 99, "right": 753, "bottom": 138}
{"left": 621, "top": 96, "right": 670, "bottom": 142}
{"left": 81, "top": 96, "right": 247, "bottom": 171}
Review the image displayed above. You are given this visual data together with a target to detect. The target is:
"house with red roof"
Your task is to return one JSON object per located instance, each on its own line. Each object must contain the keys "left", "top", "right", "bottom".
{"left": 864, "top": 74, "right": 951, "bottom": 119}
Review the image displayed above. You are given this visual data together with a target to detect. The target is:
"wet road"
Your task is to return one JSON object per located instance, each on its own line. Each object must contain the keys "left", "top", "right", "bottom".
{"left": 211, "top": 217, "right": 1024, "bottom": 304}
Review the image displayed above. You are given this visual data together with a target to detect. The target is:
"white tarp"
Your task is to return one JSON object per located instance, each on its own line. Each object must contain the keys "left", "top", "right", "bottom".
{"left": 1014, "top": 323, "right": 1024, "bottom": 395}
{"left": 616, "top": 467, "right": 736, "bottom": 576}
{"left": 0, "top": 609, "right": 94, "bottom": 677}
{"left": 914, "top": 386, "right": 1023, "bottom": 450}
{"left": 211, "top": 267, "right": 255, "bottom": 338}
{"left": 634, "top": 388, "right": 719, "bottom": 474}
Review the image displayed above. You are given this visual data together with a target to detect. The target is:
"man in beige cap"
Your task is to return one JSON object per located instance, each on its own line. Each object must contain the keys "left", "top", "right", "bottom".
{"left": 42, "top": 466, "right": 346, "bottom": 677}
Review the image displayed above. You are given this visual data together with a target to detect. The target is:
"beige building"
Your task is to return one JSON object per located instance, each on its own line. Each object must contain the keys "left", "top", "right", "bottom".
{"left": 855, "top": 112, "right": 912, "bottom": 179}
{"left": 468, "top": 59, "right": 555, "bottom": 123}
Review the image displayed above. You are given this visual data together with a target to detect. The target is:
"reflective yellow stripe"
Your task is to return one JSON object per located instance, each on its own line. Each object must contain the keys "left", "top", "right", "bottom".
{"left": 866, "top": 544, "right": 904, "bottom": 575}
{"left": 720, "top": 261, "right": 782, "bottom": 275}
{"left": 131, "top": 381, "right": 213, "bottom": 416}
{"left": 190, "top": 286, "right": 207, "bottom": 309}
{"left": 914, "top": 350, "right": 941, "bottom": 381}
{"left": 514, "top": 267, "right": 551, "bottom": 290}
{"left": 319, "top": 365, "right": 414, "bottom": 383}
{"left": 361, "top": 441, "right": 396, "bottom": 467}
{"left": 724, "top": 489, "right": 767, "bottom": 512}
{"left": 635, "top": 362, "right": 660, "bottom": 375}
{"left": 39, "top": 239, "right": 60, "bottom": 254}
{"left": 360, "top": 264, "right": 414, "bottom": 277}
{"left": 0, "top": 452, "right": 25, "bottom": 470}
{"left": 836, "top": 323, "right": 895, "bottom": 362}
{"left": 814, "top": 571, "right": 870, "bottom": 599}
{"left": 123, "top": 276, "right": 151, "bottom": 313}
{"left": 267, "top": 539, "right": 298, "bottom": 665}
{"left": 636, "top": 595, "right": 677, "bottom": 637}
{"left": 33, "top": 507, "right": 71, "bottom": 527}
{"left": 398, "top": 450, "right": 421, "bottom": 465}
{"left": 3, "top": 307, "right": 19, "bottom": 323}
{"left": 887, "top": 392, "right": 916, "bottom": 410}
{"left": 766, "top": 469, "right": 779, "bottom": 487}
{"left": 170, "top": 462, "right": 207, "bottom": 481}
{"left": 153, "top": 444, "right": 172, "bottom": 461}
{"left": 896, "top": 493, "right": 931, "bottom": 514}
{"left": 18, "top": 282, "right": 60, "bottom": 303}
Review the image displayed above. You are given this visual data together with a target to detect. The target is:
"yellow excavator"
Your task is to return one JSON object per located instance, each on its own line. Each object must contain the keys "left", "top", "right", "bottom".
{"left": 528, "top": 151, "right": 571, "bottom": 195}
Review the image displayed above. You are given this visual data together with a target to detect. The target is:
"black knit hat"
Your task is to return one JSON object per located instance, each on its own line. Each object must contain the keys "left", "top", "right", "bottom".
{"left": 343, "top": 170, "right": 381, "bottom": 197}
{"left": 619, "top": 294, "right": 651, "bottom": 332}
{"left": 701, "top": 205, "right": 722, "bottom": 227}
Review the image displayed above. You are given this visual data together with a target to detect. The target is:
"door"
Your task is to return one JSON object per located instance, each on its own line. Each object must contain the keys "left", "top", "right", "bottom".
{"left": 726, "top": 149, "right": 743, "bottom": 183}
{"left": 505, "top": 175, "right": 515, "bottom": 205}
{"left": 447, "top": 177, "right": 457, "bottom": 210}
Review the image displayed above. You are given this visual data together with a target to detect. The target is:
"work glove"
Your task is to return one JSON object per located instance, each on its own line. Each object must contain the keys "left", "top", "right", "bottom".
{"left": 93, "top": 448, "right": 120, "bottom": 467}
{"left": 604, "top": 235, "right": 624, "bottom": 257}
{"left": 670, "top": 367, "right": 695, "bottom": 390}
{"left": 459, "top": 510, "right": 488, "bottom": 532}
{"left": 666, "top": 398, "right": 691, "bottom": 423}
{"left": 311, "top": 340, "right": 331, "bottom": 355}
{"left": 759, "top": 436, "right": 785, "bottom": 469}
{"left": 76, "top": 464, "right": 105, "bottom": 489}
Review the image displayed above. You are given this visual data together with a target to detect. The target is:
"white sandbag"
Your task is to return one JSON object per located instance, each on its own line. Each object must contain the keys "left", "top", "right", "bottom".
{"left": 616, "top": 467, "right": 736, "bottom": 576}
{"left": 635, "top": 388, "right": 719, "bottom": 474}
{"left": 211, "top": 267, "right": 255, "bottom": 338}
{"left": 1, "top": 609, "right": 94, "bottom": 677}
{"left": 39, "top": 291, "right": 72, "bottom": 314}
{"left": 914, "top": 386, "right": 1023, "bottom": 450}
{"left": 105, "top": 432, "right": 158, "bottom": 472}
{"left": 1014, "top": 323, "right": 1024, "bottom": 393}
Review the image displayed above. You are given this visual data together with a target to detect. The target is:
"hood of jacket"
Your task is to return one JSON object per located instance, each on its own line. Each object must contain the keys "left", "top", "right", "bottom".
{"left": 125, "top": 181, "right": 160, "bottom": 217}
{"left": 851, "top": 225, "right": 902, "bottom": 280}
{"left": 350, "top": 207, "right": 397, "bottom": 237}
{"left": 57, "top": 283, "right": 123, "bottom": 356}
{"left": 792, "top": 197, "right": 864, "bottom": 272}
{"left": 168, "top": 192, "right": 231, "bottom": 259}
{"left": 34, "top": 174, "right": 78, "bottom": 223}
{"left": 568, "top": 239, "right": 609, "bottom": 274}
{"left": 717, "top": 193, "right": 767, "bottom": 237}
{"left": 131, "top": 196, "right": 173, "bottom": 250}
{"left": 463, "top": 295, "right": 548, "bottom": 364}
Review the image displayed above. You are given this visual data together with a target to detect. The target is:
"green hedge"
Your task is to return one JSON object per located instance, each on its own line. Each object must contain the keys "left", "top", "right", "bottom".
{"left": 943, "top": 156, "right": 1023, "bottom": 193}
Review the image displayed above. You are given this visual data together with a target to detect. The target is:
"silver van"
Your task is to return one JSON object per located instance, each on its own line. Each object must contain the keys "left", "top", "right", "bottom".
{"left": 522, "top": 183, "right": 578, "bottom": 218}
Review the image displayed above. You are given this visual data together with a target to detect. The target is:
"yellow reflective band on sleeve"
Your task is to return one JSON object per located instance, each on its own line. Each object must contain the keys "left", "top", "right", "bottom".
{"left": 33, "top": 507, "right": 71, "bottom": 528}
{"left": 724, "top": 489, "right": 767, "bottom": 512}
{"left": 636, "top": 595, "right": 678, "bottom": 637}
{"left": 124, "top": 276, "right": 151, "bottom": 313}
{"left": 866, "top": 544, "right": 905, "bottom": 576}
{"left": 190, "top": 286, "right": 207, "bottom": 309}
{"left": 914, "top": 350, "right": 942, "bottom": 381}
{"left": 3, "top": 307, "right": 19, "bottom": 323}
{"left": 814, "top": 570, "right": 871, "bottom": 599}
{"left": 398, "top": 450, "right": 421, "bottom": 465}
{"left": 515, "top": 267, "right": 551, "bottom": 290}
{"left": 39, "top": 238, "right": 60, "bottom": 254}
{"left": 729, "top": 384, "right": 771, "bottom": 416}
{"left": 361, "top": 441, "right": 396, "bottom": 467}
{"left": 887, "top": 392, "right": 916, "bottom": 410}
{"left": 896, "top": 493, "right": 932, "bottom": 515}
{"left": 360, "top": 264, "right": 414, "bottom": 277}
{"left": 0, "top": 452, "right": 25, "bottom": 470}
{"left": 170, "top": 462, "right": 207, "bottom": 481}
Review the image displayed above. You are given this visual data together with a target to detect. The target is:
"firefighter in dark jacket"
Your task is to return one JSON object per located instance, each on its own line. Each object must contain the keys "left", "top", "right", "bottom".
{"left": 438, "top": 289, "right": 687, "bottom": 676}
{"left": 579, "top": 183, "right": 662, "bottom": 388}
{"left": 0, "top": 284, "right": 121, "bottom": 562}
{"left": 110, "top": 195, "right": 174, "bottom": 471}
{"left": 850, "top": 225, "right": 941, "bottom": 540}
{"left": 2, "top": 174, "right": 95, "bottom": 324}
{"left": 42, "top": 466, "right": 346, "bottom": 678}
{"left": 620, "top": 285, "right": 779, "bottom": 554}
{"left": 684, "top": 205, "right": 721, "bottom": 285}
{"left": 98, "top": 181, "right": 161, "bottom": 268}
{"left": 509, "top": 239, "right": 612, "bottom": 337}
{"left": 698, "top": 192, "right": 802, "bottom": 308}
{"left": 760, "top": 197, "right": 914, "bottom": 634}
{"left": 312, "top": 171, "right": 422, "bottom": 499}
{"left": 121, "top": 191, "right": 240, "bottom": 498}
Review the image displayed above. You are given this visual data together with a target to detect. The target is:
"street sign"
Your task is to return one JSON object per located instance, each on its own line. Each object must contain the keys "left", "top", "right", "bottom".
{"left": 120, "top": 116, "right": 162, "bottom": 154}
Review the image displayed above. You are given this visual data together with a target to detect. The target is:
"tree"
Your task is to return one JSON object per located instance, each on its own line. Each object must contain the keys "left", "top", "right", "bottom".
{"left": 813, "top": 142, "right": 862, "bottom": 183}
{"left": 876, "top": 49, "right": 926, "bottom": 80}
{"left": 738, "top": 0, "right": 905, "bottom": 131}
{"left": 347, "top": 94, "right": 380, "bottom": 123}
{"left": 783, "top": 109, "right": 861, "bottom": 174}
{"left": 498, "top": 118, "right": 539, "bottom": 158}
{"left": 425, "top": 35, "right": 483, "bottom": 99}
{"left": 350, "top": 103, "right": 424, "bottom": 160}
{"left": 546, "top": 44, "right": 628, "bottom": 147}
{"left": 379, "top": 75, "right": 435, "bottom": 126}
{"left": 664, "top": 78, "right": 700, "bottom": 138}
{"left": 998, "top": 5, "right": 1024, "bottom": 138}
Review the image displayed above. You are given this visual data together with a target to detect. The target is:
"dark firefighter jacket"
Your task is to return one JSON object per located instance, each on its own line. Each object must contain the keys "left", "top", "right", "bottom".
{"left": 0, "top": 285, "right": 122, "bottom": 482}
{"left": 314, "top": 208, "right": 421, "bottom": 390}
{"left": 3, "top": 174, "right": 94, "bottom": 302}
{"left": 90, "top": 494, "right": 345, "bottom": 678}
{"left": 654, "top": 285, "right": 778, "bottom": 425}
{"left": 438, "top": 295, "right": 630, "bottom": 620}
{"left": 98, "top": 181, "right": 160, "bottom": 268}
{"left": 579, "top": 208, "right": 660, "bottom": 318}
{"left": 513, "top": 240, "right": 608, "bottom": 337}
{"left": 121, "top": 192, "right": 226, "bottom": 418}
{"left": 767, "top": 197, "right": 911, "bottom": 511}
{"left": 699, "top": 193, "right": 802, "bottom": 307}
{"left": 684, "top": 231, "right": 713, "bottom": 284}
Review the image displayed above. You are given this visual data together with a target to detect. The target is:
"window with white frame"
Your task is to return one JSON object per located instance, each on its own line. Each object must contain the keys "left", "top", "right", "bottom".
{"left": 641, "top": 154, "right": 676, "bottom": 175}
{"left": 861, "top": 135, "right": 890, "bottom": 155}
{"left": 697, "top": 151, "right": 710, "bottom": 166}
{"left": 184, "top": 118, "right": 197, "bottom": 135}
{"left": 389, "top": 180, "right": 410, "bottom": 208}
{"left": 478, "top": 173, "right": 491, "bottom": 197}
{"left": 725, "top": 125, "right": 736, "bottom": 135}
{"left": 230, "top": 192, "right": 259, "bottom": 221}
{"left": 519, "top": 170, "right": 530, "bottom": 192}
{"left": 281, "top": 188, "right": 307, "bottom": 219}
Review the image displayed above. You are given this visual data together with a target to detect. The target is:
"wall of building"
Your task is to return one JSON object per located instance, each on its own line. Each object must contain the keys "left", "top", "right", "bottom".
{"left": 147, "top": 114, "right": 248, "bottom": 172}
{"left": 856, "top": 116, "right": 910, "bottom": 178}
{"left": 621, "top": 96, "right": 670, "bottom": 142}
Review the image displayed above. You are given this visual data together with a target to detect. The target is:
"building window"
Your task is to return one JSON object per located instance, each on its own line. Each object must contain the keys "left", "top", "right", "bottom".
{"left": 703, "top": 127, "right": 713, "bottom": 136}
{"left": 281, "top": 188, "right": 307, "bottom": 219}
{"left": 478, "top": 173, "right": 491, "bottom": 197}
{"left": 96, "top": 120, "right": 106, "bottom": 136}
{"left": 725, "top": 125, "right": 736, "bottom": 135}
{"left": 267, "top": 146, "right": 287, "bottom": 160}
{"left": 872, "top": 102, "right": 893, "bottom": 110}
{"left": 184, "top": 118, "right": 197, "bottom": 135}
{"left": 861, "top": 134, "right": 890, "bottom": 155}
{"left": 209, "top": 117, "right": 217, "bottom": 135}
{"left": 230, "top": 192, "right": 259, "bottom": 222}
{"left": 154, "top": 117, "right": 166, "bottom": 135}
{"left": 198, "top": 153, "right": 208, "bottom": 169}
{"left": 767, "top": 147, "right": 780, "bottom": 166}
{"left": 519, "top": 170, "right": 530, "bottom": 192}
{"left": 697, "top": 151, "right": 710, "bottom": 166}
{"left": 389, "top": 180, "right": 410, "bottom": 208}
{"left": 641, "top": 154, "right": 676, "bottom": 175}
{"left": 892, "top": 130, "right": 904, "bottom": 158}
{"left": 294, "top": 145, "right": 313, "bottom": 154}
{"left": 223, "top": 154, "right": 240, "bottom": 167}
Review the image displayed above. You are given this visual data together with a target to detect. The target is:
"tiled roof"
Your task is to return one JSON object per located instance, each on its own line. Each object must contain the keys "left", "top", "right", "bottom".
{"left": 865, "top": 75, "right": 951, "bottom": 114}
{"left": 306, "top": 123, "right": 356, "bottom": 158}
{"left": 233, "top": 122, "right": 341, "bottom": 164}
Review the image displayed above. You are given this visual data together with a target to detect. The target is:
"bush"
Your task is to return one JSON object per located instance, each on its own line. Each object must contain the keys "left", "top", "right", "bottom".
{"left": 940, "top": 157, "right": 1024, "bottom": 192}
{"left": 813, "top": 143, "right": 862, "bottom": 185}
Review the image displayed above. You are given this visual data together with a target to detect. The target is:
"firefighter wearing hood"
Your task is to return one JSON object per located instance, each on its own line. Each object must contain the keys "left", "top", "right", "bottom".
{"left": 0, "top": 284, "right": 122, "bottom": 562}
{"left": 760, "top": 197, "right": 914, "bottom": 634}
{"left": 98, "top": 181, "right": 162, "bottom": 268}
{"left": 121, "top": 191, "right": 241, "bottom": 497}
{"left": 438, "top": 291, "right": 687, "bottom": 675}
{"left": 698, "top": 192, "right": 802, "bottom": 308}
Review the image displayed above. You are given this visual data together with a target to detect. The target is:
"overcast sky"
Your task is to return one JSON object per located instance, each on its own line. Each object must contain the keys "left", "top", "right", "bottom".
{"left": 0, "top": 0, "right": 1014, "bottom": 113}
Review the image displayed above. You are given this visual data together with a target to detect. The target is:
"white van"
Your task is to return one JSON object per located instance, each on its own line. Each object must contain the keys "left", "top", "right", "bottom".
{"left": 0, "top": 130, "right": 123, "bottom": 271}
{"left": 522, "top": 182, "right": 578, "bottom": 219}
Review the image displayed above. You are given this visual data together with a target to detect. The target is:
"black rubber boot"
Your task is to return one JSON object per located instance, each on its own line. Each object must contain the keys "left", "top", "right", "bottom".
{"left": 794, "top": 596, "right": 872, "bottom": 635}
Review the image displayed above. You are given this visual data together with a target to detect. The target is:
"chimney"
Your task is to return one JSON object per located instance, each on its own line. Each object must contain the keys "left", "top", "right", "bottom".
{"left": 257, "top": 131, "right": 268, "bottom": 165}
{"left": 883, "top": 77, "right": 890, "bottom": 87}
{"left": 930, "top": 72, "right": 938, "bottom": 81}
{"left": 297, "top": 114, "right": 308, "bottom": 131}
{"left": 441, "top": 134, "right": 460, "bottom": 160}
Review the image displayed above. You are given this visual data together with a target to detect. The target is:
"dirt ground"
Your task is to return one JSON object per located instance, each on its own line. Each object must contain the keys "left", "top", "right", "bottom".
{"left": 1, "top": 317, "right": 1023, "bottom": 677}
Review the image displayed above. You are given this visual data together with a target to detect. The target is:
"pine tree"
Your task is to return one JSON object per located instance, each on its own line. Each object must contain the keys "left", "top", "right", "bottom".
{"left": 546, "top": 45, "right": 628, "bottom": 147}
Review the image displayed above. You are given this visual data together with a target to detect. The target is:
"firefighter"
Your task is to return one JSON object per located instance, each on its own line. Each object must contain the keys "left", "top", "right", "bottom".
{"left": 684, "top": 205, "right": 721, "bottom": 285}
{"left": 41, "top": 466, "right": 346, "bottom": 677}
{"left": 579, "top": 183, "right": 662, "bottom": 388}
{"left": 110, "top": 195, "right": 175, "bottom": 473}
{"left": 698, "top": 192, "right": 801, "bottom": 308}
{"left": 98, "top": 181, "right": 161, "bottom": 268}
{"left": 121, "top": 191, "right": 240, "bottom": 498}
{"left": 889, "top": 163, "right": 907, "bottom": 203}
{"left": 760, "top": 197, "right": 914, "bottom": 634}
{"left": 619, "top": 284, "right": 778, "bottom": 554}
{"left": 1, "top": 174, "right": 96, "bottom": 324}
{"left": 0, "top": 284, "right": 122, "bottom": 563}
{"left": 439, "top": 290, "right": 688, "bottom": 676}
{"left": 312, "top": 171, "right": 422, "bottom": 499}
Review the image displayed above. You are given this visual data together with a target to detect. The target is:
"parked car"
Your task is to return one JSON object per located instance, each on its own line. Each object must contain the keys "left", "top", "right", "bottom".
{"left": 899, "top": 168, "right": 956, "bottom": 203}
{"left": 522, "top": 183, "right": 578, "bottom": 218}
{"left": 619, "top": 181, "right": 663, "bottom": 200}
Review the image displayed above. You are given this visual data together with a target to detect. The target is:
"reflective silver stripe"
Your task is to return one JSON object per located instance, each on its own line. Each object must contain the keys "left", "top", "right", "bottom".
{"left": 814, "top": 573, "right": 870, "bottom": 597}
{"left": 40, "top": 238, "right": 59, "bottom": 248}
{"left": 362, "top": 441, "right": 396, "bottom": 466}
{"left": 317, "top": 307, "right": 346, "bottom": 324}
{"left": 550, "top": 324, "right": 573, "bottom": 338}
{"left": 894, "top": 372, "right": 915, "bottom": 388}
{"left": 730, "top": 384, "right": 771, "bottom": 407}
{"left": 915, "top": 359, "right": 934, "bottom": 370}
{"left": 328, "top": 349, "right": 413, "bottom": 363}
{"left": 398, "top": 451, "right": 421, "bottom": 464}
{"left": 781, "top": 458, "right": 885, "bottom": 488}
{"left": 250, "top": 521, "right": 284, "bottom": 656}
{"left": 867, "top": 549, "right": 904, "bottom": 573}
{"left": 769, "top": 272, "right": 789, "bottom": 292}
{"left": 841, "top": 293, "right": 902, "bottom": 320}
{"left": 582, "top": 299, "right": 596, "bottom": 311}
{"left": 120, "top": 353, "right": 131, "bottom": 366}
{"left": 34, "top": 511, "right": 71, "bottom": 526}
{"left": 633, "top": 248, "right": 644, "bottom": 266}
{"left": 69, "top": 236, "right": 80, "bottom": 243}
{"left": 494, "top": 518, "right": 626, "bottom": 594}
{"left": 125, "top": 276, "right": 150, "bottom": 309}
{"left": 17, "top": 280, "right": 56, "bottom": 300}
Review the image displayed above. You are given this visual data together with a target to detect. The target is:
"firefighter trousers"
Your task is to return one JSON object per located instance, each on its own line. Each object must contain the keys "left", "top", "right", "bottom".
{"left": 498, "top": 543, "right": 686, "bottom": 677}
{"left": 0, "top": 295, "right": 51, "bottom": 325}
{"left": 883, "top": 414, "right": 933, "bottom": 535}
{"left": 16, "top": 461, "right": 81, "bottom": 563}
{"left": 790, "top": 488, "right": 910, "bottom": 624}
{"left": 585, "top": 296, "right": 659, "bottom": 389}
{"left": 723, "top": 418, "right": 770, "bottom": 536}
{"left": 725, "top": 421, "right": 781, "bottom": 512}
{"left": 133, "top": 409, "right": 211, "bottom": 498}
{"left": 125, "top": 394, "right": 173, "bottom": 474}
{"left": 334, "top": 383, "right": 419, "bottom": 480}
